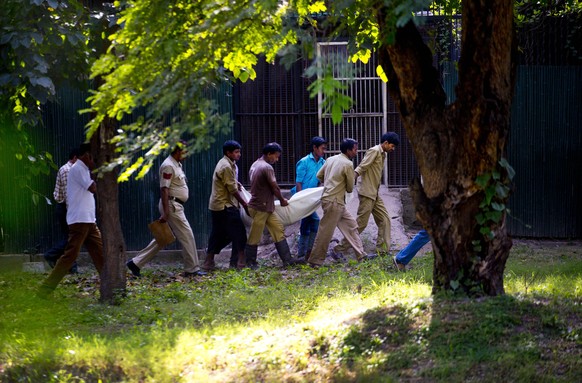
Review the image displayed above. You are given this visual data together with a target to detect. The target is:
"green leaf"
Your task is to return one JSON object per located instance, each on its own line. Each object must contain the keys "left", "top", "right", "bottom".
{"left": 495, "top": 184, "right": 510, "bottom": 199}
{"left": 499, "top": 158, "right": 516, "bottom": 180}
{"left": 238, "top": 71, "right": 249, "bottom": 83}
{"left": 450, "top": 280, "right": 460, "bottom": 290}
{"left": 484, "top": 187, "right": 495, "bottom": 205}
{"left": 376, "top": 65, "right": 388, "bottom": 83}
{"left": 32, "top": 193, "right": 39, "bottom": 206}
{"left": 475, "top": 173, "right": 491, "bottom": 188}
{"left": 331, "top": 103, "right": 343, "bottom": 125}
{"left": 491, "top": 202, "right": 505, "bottom": 211}
{"left": 485, "top": 210, "right": 503, "bottom": 223}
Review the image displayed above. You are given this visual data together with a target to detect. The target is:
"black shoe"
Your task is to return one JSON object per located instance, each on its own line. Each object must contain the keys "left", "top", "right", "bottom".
{"left": 247, "top": 262, "right": 259, "bottom": 270}
{"left": 184, "top": 270, "right": 208, "bottom": 277}
{"left": 126, "top": 260, "right": 141, "bottom": 277}
{"left": 328, "top": 249, "right": 346, "bottom": 262}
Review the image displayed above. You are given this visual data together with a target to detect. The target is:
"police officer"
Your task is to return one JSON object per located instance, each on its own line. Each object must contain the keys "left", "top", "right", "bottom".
{"left": 126, "top": 141, "right": 207, "bottom": 277}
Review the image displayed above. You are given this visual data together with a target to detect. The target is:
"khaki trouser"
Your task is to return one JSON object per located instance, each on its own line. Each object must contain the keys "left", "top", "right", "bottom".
{"left": 247, "top": 208, "right": 286, "bottom": 245}
{"left": 132, "top": 200, "right": 199, "bottom": 272}
{"left": 335, "top": 194, "right": 391, "bottom": 253}
{"left": 41, "top": 223, "right": 104, "bottom": 290}
{"left": 308, "top": 200, "right": 365, "bottom": 266}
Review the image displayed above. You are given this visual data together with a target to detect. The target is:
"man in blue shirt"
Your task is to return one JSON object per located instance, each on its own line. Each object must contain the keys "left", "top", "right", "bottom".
{"left": 291, "top": 136, "right": 327, "bottom": 259}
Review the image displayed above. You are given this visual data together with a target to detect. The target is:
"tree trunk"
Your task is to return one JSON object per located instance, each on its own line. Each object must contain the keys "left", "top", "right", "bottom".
{"left": 91, "top": 117, "right": 126, "bottom": 304}
{"left": 376, "top": 0, "right": 516, "bottom": 295}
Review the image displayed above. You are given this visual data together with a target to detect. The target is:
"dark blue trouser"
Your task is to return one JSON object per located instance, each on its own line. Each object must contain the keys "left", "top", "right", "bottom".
{"left": 395, "top": 230, "right": 430, "bottom": 265}
{"left": 44, "top": 203, "right": 77, "bottom": 272}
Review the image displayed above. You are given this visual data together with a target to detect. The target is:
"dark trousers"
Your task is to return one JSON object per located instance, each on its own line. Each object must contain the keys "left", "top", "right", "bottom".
{"left": 43, "top": 203, "right": 77, "bottom": 271}
{"left": 207, "top": 207, "right": 247, "bottom": 264}
{"left": 40, "top": 223, "right": 104, "bottom": 292}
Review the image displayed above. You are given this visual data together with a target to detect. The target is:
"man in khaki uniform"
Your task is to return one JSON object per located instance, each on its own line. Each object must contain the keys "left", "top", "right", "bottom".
{"left": 334, "top": 132, "right": 400, "bottom": 257}
{"left": 202, "top": 140, "right": 249, "bottom": 271}
{"left": 126, "top": 141, "right": 206, "bottom": 277}
{"left": 307, "top": 138, "right": 372, "bottom": 267}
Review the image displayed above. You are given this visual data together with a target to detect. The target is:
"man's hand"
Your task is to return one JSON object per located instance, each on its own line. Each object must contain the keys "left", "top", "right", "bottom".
{"left": 280, "top": 198, "right": 289, "bottom": 207}
{"left": 159, "top": 213, "right": 168, "bottom": 223}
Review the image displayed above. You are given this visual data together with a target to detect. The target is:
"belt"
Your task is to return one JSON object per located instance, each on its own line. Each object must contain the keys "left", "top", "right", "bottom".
{"left": 169, "top": 196, "right": 185, "bottom": 205}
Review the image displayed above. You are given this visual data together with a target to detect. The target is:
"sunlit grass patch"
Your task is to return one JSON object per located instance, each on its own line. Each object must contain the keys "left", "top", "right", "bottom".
{"left": 1, "top": 244, "right": 581, "bottom": 382}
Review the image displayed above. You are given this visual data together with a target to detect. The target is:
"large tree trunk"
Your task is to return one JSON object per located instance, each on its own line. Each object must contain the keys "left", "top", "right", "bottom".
{"left": 91, "top": 117, "right": 126, "bottom": 304}
{"left": 376, "top": 0, "right": 516, "bottom": 295}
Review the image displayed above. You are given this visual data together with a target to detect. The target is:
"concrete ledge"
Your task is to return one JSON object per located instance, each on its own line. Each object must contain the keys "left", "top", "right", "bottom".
{"left": 0, "top": 250, "right": 209, "bottom": 273}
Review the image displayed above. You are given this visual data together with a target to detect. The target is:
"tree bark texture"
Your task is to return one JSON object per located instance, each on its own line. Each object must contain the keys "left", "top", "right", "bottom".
{"left": 376, "top": 0, "right": 516, "bottom": 295}
{"left": 91, "top": 116, "right": 127, "bottom": 304}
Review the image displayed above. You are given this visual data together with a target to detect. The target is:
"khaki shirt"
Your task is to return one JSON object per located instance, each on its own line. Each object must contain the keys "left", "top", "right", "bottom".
{"left": 317, "top": 153, "right": 355, "bottom": 205}
{"left": 354, "top": 144, "right": 386, "bottom": 199}
{"left": 209, "top": 155, "right": 239, "bottom": 211}
{"left": 159, "top": 155, "right": 189, "bottom": 202}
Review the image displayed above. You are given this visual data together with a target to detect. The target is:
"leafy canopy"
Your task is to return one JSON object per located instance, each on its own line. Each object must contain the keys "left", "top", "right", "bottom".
{"left": 0, "top": 0, "right": 89, "bottom": 201}
{"left": 88, "top": 0, "right": 438, "bottom": 181}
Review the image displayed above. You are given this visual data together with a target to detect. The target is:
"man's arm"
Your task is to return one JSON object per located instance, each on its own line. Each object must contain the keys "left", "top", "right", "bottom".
{"left": 345, "top": 164, "right": 355, "bottom": 193}
{"left": 53, "top": 169, "right": 65, "bottom": 202}
{"left": 269, "top": 178, "right": 288, "bottom": 207}
{"left": 354, "top": 148, "right": 376, "bottom": 181}
{"left": 88, "top": 182, "right": 97, "bottom": 194}
{"left": 295, "top": 159, "right": 307, "bottom": 192}
{"left": 316, "top": 163, "right": 326, "bottom": 183}
{"left": 223, "top": 166, "right": 250, "bottom": 215}
{"left": 159, "top": 187, "right": 170, "bottom": 222}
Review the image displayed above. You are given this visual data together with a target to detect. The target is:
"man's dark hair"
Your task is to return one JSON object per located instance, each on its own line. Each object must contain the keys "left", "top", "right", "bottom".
{"left": 68, "top": 148, "right": 79, "bottom": 160}
{"left": 340, "top": 138, "right": 358, "bottom": 154}
{"left": 171, "top": 139, "right": 188, "bottom": 155}
{"left": 311, "top": 136, "right": 327, "bottom": 150}
{"left": 78, "top": 143, "right": 91, "bottom": 157}
{"left": 381, "top": 132, "right": 400, "bottom": 146}
{"left": 263, "top": 142, "right": 283, "bottom": 155}
{"left": 223, "top": 140, "right": 242, "bottom": 155}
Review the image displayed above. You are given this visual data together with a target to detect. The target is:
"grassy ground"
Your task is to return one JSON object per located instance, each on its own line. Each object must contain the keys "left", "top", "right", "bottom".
{"left": 0, "top": 243, "right": 581, "bottom": 382}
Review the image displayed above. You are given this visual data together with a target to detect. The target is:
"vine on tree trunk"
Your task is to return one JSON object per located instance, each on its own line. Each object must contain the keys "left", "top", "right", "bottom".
{"left": 473, "top": 158, "right": 515, "bottom": 253}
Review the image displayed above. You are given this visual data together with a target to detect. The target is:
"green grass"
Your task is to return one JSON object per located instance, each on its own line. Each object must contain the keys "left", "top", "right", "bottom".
{"left": 1, "top": 243, "right": 581, "bottom": 382}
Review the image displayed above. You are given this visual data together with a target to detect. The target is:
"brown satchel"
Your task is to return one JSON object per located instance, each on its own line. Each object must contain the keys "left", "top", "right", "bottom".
{"left": 148, "top": 220, "right": 175, "bottom": 247}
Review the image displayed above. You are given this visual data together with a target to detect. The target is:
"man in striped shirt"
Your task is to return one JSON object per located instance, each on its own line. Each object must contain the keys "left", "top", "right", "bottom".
{"left": 43, "top": 148, "right": 79, "bottom": 273}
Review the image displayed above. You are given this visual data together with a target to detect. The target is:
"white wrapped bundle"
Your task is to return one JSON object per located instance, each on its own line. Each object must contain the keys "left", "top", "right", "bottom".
{"left": 239, "top": 186, "right": 326, "bottom": 227}
{"left": 273, "top": 187, "right": 324, "bottom": 225}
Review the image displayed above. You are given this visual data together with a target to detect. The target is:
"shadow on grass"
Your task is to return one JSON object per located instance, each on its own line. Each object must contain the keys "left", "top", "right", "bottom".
{"left": 316, "top": 292, "right": 581, "bottom": 383}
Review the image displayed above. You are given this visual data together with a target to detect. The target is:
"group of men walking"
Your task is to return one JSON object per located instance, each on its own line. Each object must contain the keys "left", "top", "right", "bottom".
{"left": 39, "top": 131, "right": 421, "bottom": 297}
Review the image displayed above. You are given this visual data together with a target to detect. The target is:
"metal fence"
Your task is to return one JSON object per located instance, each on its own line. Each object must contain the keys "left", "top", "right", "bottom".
{"left": 1, "top": 14, "right": 580, "bottom": 255}
{"left": 234, "top": 44, "right": 420, "bottom": 188}
{"left": 506, "top": 66, "right": 582, "bottom": 238}
{"left": 0, "top": 84, "right": 233, "bottom": 254}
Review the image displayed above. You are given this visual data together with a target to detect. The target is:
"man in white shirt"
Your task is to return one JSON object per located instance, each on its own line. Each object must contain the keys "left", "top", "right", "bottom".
{"left": 43, "top": 148, "right": 78, "bottom": 273}
{"left": 38, "top": 144, "right": 104, "bottom": 297}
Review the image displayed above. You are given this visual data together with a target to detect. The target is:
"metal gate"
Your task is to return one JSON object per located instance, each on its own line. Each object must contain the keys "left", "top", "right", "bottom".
{"left": 317, "top": 42, "right": 418, "bottom": 187}
{"left": 234, "top": 45, "right": 419, "bottom": 188}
